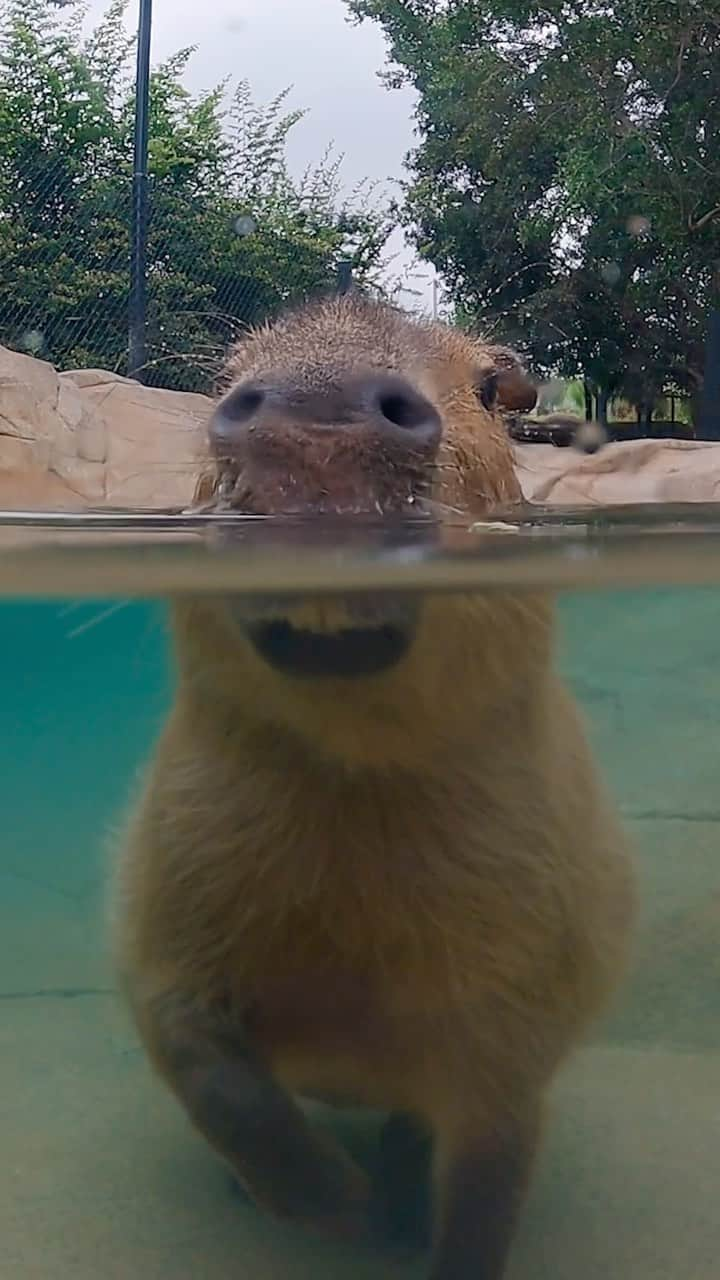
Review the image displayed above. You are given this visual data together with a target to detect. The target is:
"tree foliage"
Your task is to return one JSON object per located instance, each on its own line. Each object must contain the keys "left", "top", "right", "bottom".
{"left": 348, "top": 0, "right": 720, "bottom": 416}
{"left": 0, "top": 0, "right": 392, "bottom": 389}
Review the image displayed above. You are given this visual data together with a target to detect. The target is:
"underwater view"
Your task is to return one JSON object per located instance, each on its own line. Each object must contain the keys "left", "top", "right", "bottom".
{"left": 1, "top": 565, "right": 719, "bottom": 1278}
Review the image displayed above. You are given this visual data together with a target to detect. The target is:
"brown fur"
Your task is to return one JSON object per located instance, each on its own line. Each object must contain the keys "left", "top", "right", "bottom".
{"left": 113, "top": 295, "right": 635, "bottom": 1278}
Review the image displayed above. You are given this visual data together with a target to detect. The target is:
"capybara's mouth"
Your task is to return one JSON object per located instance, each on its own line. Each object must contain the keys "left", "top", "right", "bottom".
{"left": 247, "top": 619, "right": 412, "bottom": 678}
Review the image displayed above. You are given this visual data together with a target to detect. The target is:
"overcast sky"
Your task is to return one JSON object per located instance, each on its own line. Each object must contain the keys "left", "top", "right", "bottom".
{"left": 85, "top": 0, "right": 433, "bottom": 303}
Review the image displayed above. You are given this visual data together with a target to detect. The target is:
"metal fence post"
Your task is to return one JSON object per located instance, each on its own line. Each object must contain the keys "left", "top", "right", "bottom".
{"left": 128, "top": 0, "right": 153, "bottom": 381}
{"left": 337, "top": 260, "right": 353, "bottom": 295}
{"left": 697, "top": 310, "right": 720, "bottom": 440}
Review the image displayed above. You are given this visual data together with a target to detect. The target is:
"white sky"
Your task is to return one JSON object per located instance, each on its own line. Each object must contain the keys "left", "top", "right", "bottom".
{"left": 84, "top": 0, "right": 434, "bottom": 305}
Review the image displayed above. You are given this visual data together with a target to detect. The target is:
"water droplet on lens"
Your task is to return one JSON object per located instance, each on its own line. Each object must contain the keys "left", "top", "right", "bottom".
{"left": 600, "top": 261, "right": 621, "bottom": 286}
{"left": 627, "top": 214, "right": 651, "bottom": 237}
{"left": 234, "top": 214, "right": 257, "bottom": 237}
{"left": 21, "top": 329, "right": 45, "bottom": 354}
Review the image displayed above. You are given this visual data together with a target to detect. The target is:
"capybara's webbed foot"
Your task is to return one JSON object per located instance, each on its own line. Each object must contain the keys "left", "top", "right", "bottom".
{"left": 370, "top": 1111, "right": 433, "bottom": 1257}
{"left": 137, "top": 990, "right": 371, "bottom": 1244}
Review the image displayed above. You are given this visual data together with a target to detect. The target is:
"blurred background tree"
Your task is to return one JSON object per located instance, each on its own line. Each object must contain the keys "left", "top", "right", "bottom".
{"left": 0, "top": 0, "right": 393, "bottom": 389}
{"left": 348, "top": 0, "right": 720, "bottom": 424}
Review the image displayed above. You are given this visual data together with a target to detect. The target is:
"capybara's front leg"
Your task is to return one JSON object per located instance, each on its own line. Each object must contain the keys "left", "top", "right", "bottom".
{"left": 133, "top": 989, "right": 370, "bottom": 1242}
{"left": 430, "top": 1099, "right": 541, "bottom": 1280}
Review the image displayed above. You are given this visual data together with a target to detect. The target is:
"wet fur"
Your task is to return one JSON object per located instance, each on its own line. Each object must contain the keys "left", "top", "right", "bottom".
{"left": 113, "top": 295, "right": 635, "bottom": 1277}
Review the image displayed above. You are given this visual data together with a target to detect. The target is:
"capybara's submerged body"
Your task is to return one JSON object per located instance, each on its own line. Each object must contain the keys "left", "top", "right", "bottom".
{"left": 113, "top": 296, "right": 635, "bottom": 1279}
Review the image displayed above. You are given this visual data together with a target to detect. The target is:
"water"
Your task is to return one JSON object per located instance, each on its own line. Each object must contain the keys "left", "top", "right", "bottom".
{"left": 1, "top": 522, "right": 719, "bottom": 1278}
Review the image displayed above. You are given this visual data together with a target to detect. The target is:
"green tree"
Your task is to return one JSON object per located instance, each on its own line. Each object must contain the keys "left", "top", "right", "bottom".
{"left": 0, "top": 0, "right": 392, "bottom": 390}
{"left": 348, "top": 0, "right": 720, "bottom": 422}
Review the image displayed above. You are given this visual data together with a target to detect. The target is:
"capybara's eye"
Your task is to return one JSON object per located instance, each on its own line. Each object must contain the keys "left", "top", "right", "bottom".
{"left": 477, "top": 370, "right": 498, "bottom": 410}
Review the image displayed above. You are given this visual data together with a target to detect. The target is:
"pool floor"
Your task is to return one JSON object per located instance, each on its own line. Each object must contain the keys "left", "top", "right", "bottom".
{"left": 2, "top": 591, "right": 719, "bottom": 1277}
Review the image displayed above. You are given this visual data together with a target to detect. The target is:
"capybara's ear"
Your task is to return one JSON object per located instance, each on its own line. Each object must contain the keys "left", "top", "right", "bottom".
{"left": 485, "top": 344, "right": 538, "bottom": 413}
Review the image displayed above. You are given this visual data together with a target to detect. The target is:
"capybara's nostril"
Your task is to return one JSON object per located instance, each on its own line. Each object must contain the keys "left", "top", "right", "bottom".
{"left": 367, "top": 374, "right": 441, "bottom": 447}
{"left": 221, "top": 384, "right": 265, "bottom": 423}
{"left": 210, "top": 383, "right": 266, "bottom": 453}
{"left": 378, "top": 391, "right": 418, "bottom": 428}
{"left": 376, "top": 386, "right": 432, "bottom": 431}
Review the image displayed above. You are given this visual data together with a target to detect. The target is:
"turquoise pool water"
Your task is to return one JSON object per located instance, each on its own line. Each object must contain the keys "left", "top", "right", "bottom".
{"left": 2, "top": 588, "right": 719, "bottom": 1277}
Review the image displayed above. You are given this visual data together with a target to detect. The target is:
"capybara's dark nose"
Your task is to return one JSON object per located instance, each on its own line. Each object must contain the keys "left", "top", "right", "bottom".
{"left": 210, "top": 371, "right": 442, "bottom": 454}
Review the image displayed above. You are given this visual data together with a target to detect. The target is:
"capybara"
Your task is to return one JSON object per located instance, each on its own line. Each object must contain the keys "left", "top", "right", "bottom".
{"left": 113, "top": 294, "right": 635, "bottom": 1279}
{"left": 510, "top": 411, "right": 608, "bottom": 453}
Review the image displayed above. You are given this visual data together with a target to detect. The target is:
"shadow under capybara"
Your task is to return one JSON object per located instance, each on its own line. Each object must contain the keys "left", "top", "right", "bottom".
{"left": 112, "top": 295, "right": 635, "bottom": 1279}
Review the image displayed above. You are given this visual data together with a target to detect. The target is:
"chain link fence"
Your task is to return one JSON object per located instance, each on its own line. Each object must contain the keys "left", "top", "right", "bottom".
{"left": 0, "top": 150, "right": 357, "bottom": 395}
{"left": 0, "top": 3, "right": 367, "bottom": 395}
